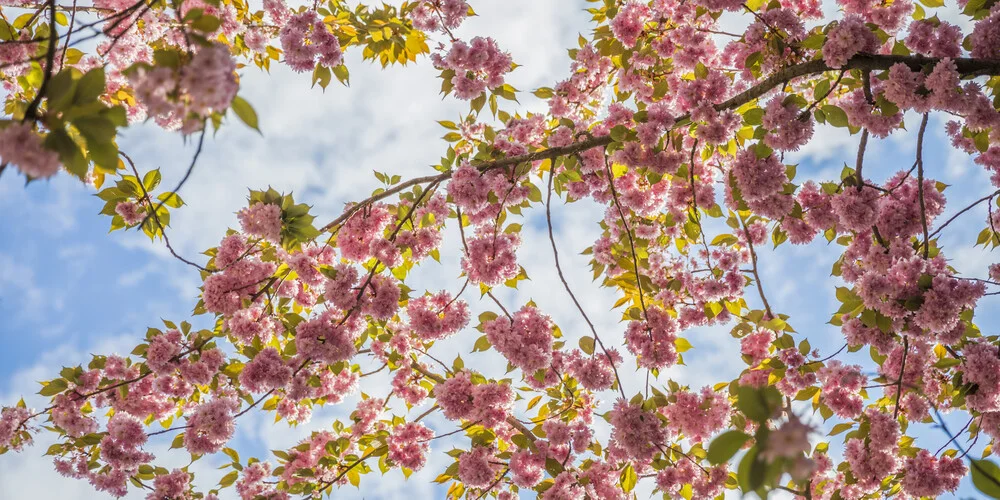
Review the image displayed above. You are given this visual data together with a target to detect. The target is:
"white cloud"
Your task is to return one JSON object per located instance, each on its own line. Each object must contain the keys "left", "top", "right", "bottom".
{"left": 0, "top": 252, "right": 57, "bottom": 321}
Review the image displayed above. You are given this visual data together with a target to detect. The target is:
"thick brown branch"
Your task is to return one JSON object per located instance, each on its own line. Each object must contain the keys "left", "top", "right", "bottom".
{"left": 22, "top": 0, "right": 56, "bottom": 121}
{"left": 915, "top": 114, "right": 930, "bottom": 259}
{"left": 318, "top": 54, "right": 1000, "bottom": 236}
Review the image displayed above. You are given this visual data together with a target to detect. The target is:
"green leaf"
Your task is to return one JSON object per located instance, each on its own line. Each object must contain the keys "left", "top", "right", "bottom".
{"left": 533, "top": 87, "right": 554, "bottom": 99}
{"left": 972, "top": 460, "right": 1000, "bottom": 498}
{"left": 86, "top": 140, "right": 119, "bottom": 171}
{"left": 191, "top": 14, "right": 222, "bottom": 33}
{"left": 619, "top": 463, "right": 637, "bottom": 492}
{"left": 230, "top": 96, "right": 260, "bottom": 132}
{"left": 46, "top": 70, "right": 78, "bottom": 112}
{"left": 73, "top": 116, "right": 116, "bottom": 144}
{"left": 39, "top": 378, "right": 68, "bottom": 396}
{"left": 142, "top": 169, "right": 162, "bottom": 192}
{"left": 472, "top": 335, "right": 491, "bottom": 352}
{"left": 706, "top": 430, "right": 750, "bottom": 464}
{"left": 219, "top": 470, "right": 238, "bottom": 488}
{"left": 332, "top": 64, "right": 350, "bottom": 85}
{"left": 43, "top": 129, "right": 88, "bottom": 179}
{"left": 736, "top": 385, "right": 780, "bottom": 423}
{"left": 157, "top": 191, "right": 184, "bottom": 208}
{"left": 821, "top": 105, "right": 849, "bottom": 127}
{"left": 828, "top": 422, "right": 854, "bottom": 436}
{"left": 311, "top": 65, "right": 331, "bottom": 89}
{"left": 75, "top": 67, "right": 106, "bottom": 105}
{"left": 737, "top": 446, "right": 761, "bottom": 493}
{"left": 170, "top": 433, "right": 185, "bottom": 450}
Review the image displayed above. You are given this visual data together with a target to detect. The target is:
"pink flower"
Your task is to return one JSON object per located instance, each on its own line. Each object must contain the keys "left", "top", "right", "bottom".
{"left": 461, "top": 232, "right": 521, "bottom": 286}
{"left": 763, "top": 95, "right": 814, "bottom": 151}
{"left": 146, "top": 329, "right": 183, "bottom": 374}
{"left": 458, "top": 446, "right": 499, "bottom": 487}
{"left": 567, "top": 349, "right": 622, "bottom": 391}
{"left": 435, "top": 370, "right": 513, "bottom": 429}
{"left": 235, "top": 462, "right": 282, "bottom": 499}
{"left": 279, "top": 11, "right": 342, "bottom": 72}
{"left": 823, "top": 16, "right": 879, "bottom": 68}
{"left": 831, "top": 185, "right": 880, "bottom": 233}
{"left": 183, "top": 398, "right": 239, "bottom": 455}
{"left": 295, "top": 310, "right": 361, "bottom": 365}
{"left": 510, "top": 447, "right": 545, "bottom": 487}
{"left": 431, "top": 37, "right": 512, "bottom": 100}
{"left": 0, "top": 406, "right": 32, "bottom": 451}
{"left": 760, "top": 416, "right": 811, "bottom": 462}
{"left": 609, "top": 399, "right": 665, "bottom": 461}
{"left": 115, "top": 201, "right": 145, "bottom": 226}
{"left": 351, "top": 398, "right": 384, "bottom": 437}
{"left": 238, "top": 203, "right": 283, "bottom": 243}
{"left": 971, "top": 10, "right": 1000, "bottom": 60}
{"left": 388, "top": 422, "right": 434, "bottom": 470}
{"left": 845, "top": 410, "right": 900, "bottom": 489}
{"left": 0, "top": 123, "right": 61, "bottom": 179}
{"left": 407, "top": 291, "right": 470, "bottom": 340}
{"left": 740, "top": 329, "right": 775, "bottom": 366}
{"left": 731, "top": 149, "right": 787, "bottom": 202}
{"left": 225, "top": 307, "right": 275, "bottom": 344}
{"left": 411, "top": 0, "right": 469, "bottom": 32}
{"left": 145, "top": 469, "right": 191, "bottom": 500}
{"left": 901, "top": 450, "right": 965, "bottom": 497}
{"left": 484, "top": 305, "right": 554, "bottom": 373}
{"left": 624, "top": 307, "right": 678, "bottom": 370}
{"left": 661, "top": 387, "right": 730, "bottom": 443}
{"left": 239, "top": 347, "right": 292, "bottom": 393}
{"left": 817, "top": 361, "right": 866, "bottom": 418}
{"left": 905, "top": 20, "right": 962, "bottom": 58}
{"left": 610, "top": 2, "right": 650, "bottom": 47}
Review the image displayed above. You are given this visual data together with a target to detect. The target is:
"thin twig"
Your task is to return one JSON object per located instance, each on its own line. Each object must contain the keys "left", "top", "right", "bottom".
{"left": 739, "top": 215, "right": 774, "bottom": 319}
{"left": 121, "top": 152, "right": 210, "bottom": 272}
{"left": 546, "top": 164, "right": 627, "bottom": 401}
{"left": 137, "top": 129, "right": 207, "bottom": 230}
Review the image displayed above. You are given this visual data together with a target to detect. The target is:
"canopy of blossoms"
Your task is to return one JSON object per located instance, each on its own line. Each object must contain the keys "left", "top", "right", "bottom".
{"left": 2, "top": 0, "right": 1000, "bottom": 498}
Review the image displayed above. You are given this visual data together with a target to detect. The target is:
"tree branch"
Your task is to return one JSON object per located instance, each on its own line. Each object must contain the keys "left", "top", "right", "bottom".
{"left": 546, "top": 164, "right": 627, "bottom": 401}
{"left": 915, "top": 114, "right": 930, "bottom": 259}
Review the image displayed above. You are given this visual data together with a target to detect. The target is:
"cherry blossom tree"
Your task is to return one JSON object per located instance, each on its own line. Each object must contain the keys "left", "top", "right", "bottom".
{"left": 3, "top": 0, "right": 1000, "bottom": 498}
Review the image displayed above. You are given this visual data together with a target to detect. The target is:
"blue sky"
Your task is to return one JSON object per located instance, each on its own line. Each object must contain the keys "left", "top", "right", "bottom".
{"left": 1, "top": 0, "right": 999, "bottom": 498}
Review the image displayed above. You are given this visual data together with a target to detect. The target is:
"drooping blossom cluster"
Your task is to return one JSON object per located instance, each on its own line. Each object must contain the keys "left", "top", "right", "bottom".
{"left": 484, "top": 305, "right": 554, "bottom": 372}
{"left": 660, "top": 387, "right": 731, "bottom": 442}
{"left": 0, "top": 123, "right": 61, "bottom": 179}
{"left": 431, "top": 37, "right": 513, "bottom": 99}
{"left": 237, "top": 202, "right": 283, "bottom": 243}
{"left": 822, "top": 16, "right": 880, "bottom": 68}
{"left": 624, "top": 307, "right": 679, "bottom": 370}
{"left": 609, "top": 399, "right": 666, "bottom": 461}
{"left": 435, "top": 370, "right": 513, "bottom": 429}
{"left": 410, "top": 0, "right": 469, "bottom": 32}
{"left": 183, "top": 397, "right": 239, "bottom": 455}
{"left": 406, "top": 291, "right": 470, "bottom": 340}
{"left": 130, "top": 43, "right": 239, "bottom": 132}
{"left": 388, "top": 422, "right": 434, "bottom": 470}
{"left": 278, "top": 11, "right": 343, "bottom": 73}
{"left": 817, "top": 361, "right": 867, "bottom": 418}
